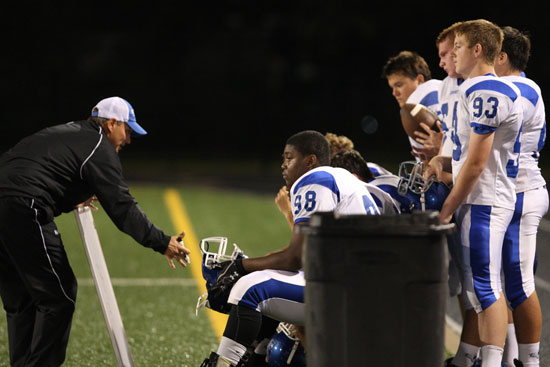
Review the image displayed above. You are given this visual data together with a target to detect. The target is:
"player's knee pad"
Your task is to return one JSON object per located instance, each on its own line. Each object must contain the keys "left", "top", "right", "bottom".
{"left": 504, "top": 280, "right": 535, "bottom": 310}
{"left": 223, "top": 305, "right": 263, "bottom": 347}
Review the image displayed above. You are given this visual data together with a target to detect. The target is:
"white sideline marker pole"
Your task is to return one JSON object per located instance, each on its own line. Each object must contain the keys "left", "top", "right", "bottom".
{"left": 74, "top": 206, "right": 135, "bottom": 367}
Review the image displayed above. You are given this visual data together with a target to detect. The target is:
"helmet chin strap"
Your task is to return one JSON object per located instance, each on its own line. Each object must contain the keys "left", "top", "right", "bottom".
{"left": 420, "top": 191, "right": 426, "bottom": 212}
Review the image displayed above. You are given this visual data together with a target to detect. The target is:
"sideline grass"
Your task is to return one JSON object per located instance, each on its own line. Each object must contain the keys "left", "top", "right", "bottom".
{"left": 0, "top": 183, "right": 290, "bottom": 366}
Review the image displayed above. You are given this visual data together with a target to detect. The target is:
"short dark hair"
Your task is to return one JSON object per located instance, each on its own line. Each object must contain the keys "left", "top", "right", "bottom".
{"left": 286, "top": 130, "right": 330, "bottom": 166}
{"left": 381, "top": 50, "right": 432, "bottom": 80}
{"left": 330, "top": 150, "right": 374, "bottom": 182}
{"left": 501, "top": 26, "right": 531, "bottom": 72}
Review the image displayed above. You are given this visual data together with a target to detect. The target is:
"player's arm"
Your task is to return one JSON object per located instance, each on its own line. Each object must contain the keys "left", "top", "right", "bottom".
{"left": 241, "top": 224, "right": 304, "bottom": 272}
{"left": 439, "top": 129, "right": 494, "bottom": 223}
{"left": 424, "top": 154, "right": 453, "bottom": 181}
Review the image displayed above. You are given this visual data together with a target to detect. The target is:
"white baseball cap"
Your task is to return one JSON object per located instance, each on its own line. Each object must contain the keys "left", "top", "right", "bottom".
{"left": 91, "top": 96, "right": 147, "bottom": 135}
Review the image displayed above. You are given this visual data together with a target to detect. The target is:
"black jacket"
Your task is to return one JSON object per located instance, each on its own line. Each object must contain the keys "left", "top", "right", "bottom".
{"left": 0, "top": 119, "right": 170, "bottom": 254}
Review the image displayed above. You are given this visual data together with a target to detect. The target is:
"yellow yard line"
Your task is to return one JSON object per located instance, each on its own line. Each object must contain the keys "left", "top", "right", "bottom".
{"left": 164, "top": 188, "right": 228, "bottom": 340}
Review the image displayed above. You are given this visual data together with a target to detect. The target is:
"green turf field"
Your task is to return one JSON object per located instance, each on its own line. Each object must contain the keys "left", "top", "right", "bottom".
{"left": 0, "top": 184, "right": 291, "bottom": 366}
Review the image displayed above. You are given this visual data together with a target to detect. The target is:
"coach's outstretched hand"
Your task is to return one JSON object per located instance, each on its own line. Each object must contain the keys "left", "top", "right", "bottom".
{"left": 165, "top": 232, "right": 190, "bottom": 269}
{"left": 76, "top": 196, "right": 99, "bottom": 211}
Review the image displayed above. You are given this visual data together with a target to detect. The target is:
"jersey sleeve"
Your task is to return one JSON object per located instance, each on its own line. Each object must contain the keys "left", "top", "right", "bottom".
{"left": 466, "top": 80, "right": 519, "bottom": 135}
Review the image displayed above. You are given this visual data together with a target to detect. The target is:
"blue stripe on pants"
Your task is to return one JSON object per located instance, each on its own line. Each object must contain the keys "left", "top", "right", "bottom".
{"left": 503, "top": 192, "right": 526, "bottom": 309}
{"left": 469, "top": 205, "right": 497, "bottom": 310}
{"left": 238, "top": 279, "right": 304, "bottom": 310}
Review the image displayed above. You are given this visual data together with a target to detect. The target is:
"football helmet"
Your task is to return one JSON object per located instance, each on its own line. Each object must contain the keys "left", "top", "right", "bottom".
{"left": 266, "top": 323, "right": 306, "bottom": 367}
{"left": 397, "top": 160, "right": 450, "bottom": 213}
{"left": 196, "top": 237, "right": 247, "bottom": 315}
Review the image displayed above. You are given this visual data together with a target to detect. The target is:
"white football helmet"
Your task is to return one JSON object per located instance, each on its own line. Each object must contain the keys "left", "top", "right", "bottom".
{"left": 196, "top": 236, "right": 247, "bottom": 315}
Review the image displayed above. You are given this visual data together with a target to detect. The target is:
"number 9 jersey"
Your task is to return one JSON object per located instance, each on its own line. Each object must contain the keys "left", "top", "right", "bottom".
{"left": 453, "top": 74, "right": 523, "bottom": 210}
{"left": 290, "top": 166, "right": 380, "bottom": 225}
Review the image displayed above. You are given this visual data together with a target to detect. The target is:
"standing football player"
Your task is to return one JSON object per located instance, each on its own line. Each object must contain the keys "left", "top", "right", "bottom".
{"left": 494, "top": 25, "right": 547, "bottom": 367}
{"left": 200, "top": 130, "right": 379, "bottom": 367}
{"left": 431, "top": 22, "right": 485, "bottom": 367}
{"left": 382, "top": 50, "right": 443, "bottom": 163}
{"left": 426, "top": 19, "right": 523, "bottom": 367}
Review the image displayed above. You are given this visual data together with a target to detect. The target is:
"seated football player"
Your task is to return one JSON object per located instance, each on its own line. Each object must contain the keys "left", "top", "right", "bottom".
{"left": 274, "top": 132, "right": 392, "bottom": 229}
{"left": 200, "top": 130, "right": 379, "bottom": 367}
{"left": 329, "top": 150, "right": 400, "bottom": 215}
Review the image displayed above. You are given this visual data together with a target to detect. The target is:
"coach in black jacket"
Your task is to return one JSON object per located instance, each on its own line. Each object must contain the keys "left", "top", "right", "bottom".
{"left": 0, "top": 96, "right": 190, "bottom": 367}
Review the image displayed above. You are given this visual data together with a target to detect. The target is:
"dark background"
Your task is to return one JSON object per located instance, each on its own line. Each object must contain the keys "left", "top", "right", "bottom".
{"left": 2, "top": 2, "right": 549, "bottom": 181}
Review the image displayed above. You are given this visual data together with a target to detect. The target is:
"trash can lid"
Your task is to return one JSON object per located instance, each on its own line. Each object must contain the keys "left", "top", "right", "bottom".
{"left": 301, "top": 211, "right": 455, "bottom": 236}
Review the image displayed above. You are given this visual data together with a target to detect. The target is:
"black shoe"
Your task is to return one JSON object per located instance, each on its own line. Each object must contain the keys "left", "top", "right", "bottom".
{"left": 200, "top": 352, "right": 220, "bottom": 367}
{"left": 513, "top": 359, "right": 524, "bottom": 367}
{"left": 444, "top": 357, "right": 458, "bottom": 367}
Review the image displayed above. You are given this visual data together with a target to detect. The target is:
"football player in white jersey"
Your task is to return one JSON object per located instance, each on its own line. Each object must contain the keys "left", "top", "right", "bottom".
{"left": 382, "top": 50, "right": 443, "bottom": 163}
{"left": 367, "top": 162, "right": 393, "bottom": 177}
{"left": 433, "top": 22, "right": 485, "bottom": 367}
{"left": 329, "top": 150, "right": 400, "bottom": 215}
{"left": 201, "top": 130, "right": 379, "bottom": 367}
{"left": 494, "top": 26, "right": 547, "bottom": 367}
{"left": 426, "top": 20, "right": 523, "bottom": 367}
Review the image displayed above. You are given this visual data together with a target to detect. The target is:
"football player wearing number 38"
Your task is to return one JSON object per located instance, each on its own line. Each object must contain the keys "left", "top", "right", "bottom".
{"left": 200, "top": 130, "right": 379, "bottom": 367}
{"left": 425, "top": 19, "right": 523, "bottom": 367}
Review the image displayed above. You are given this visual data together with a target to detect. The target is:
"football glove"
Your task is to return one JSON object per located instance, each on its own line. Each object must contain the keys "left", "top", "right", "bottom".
{"left": 206, "top": 258, "right": 248, "bottom": 314}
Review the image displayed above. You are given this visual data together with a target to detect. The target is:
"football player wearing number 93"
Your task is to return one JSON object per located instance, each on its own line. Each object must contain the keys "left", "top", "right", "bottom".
{"left": 426, "top": 19, "right": 522, "bottom": 367}
{"left": 200, "top": 130, "right": 379, "bottom": 367}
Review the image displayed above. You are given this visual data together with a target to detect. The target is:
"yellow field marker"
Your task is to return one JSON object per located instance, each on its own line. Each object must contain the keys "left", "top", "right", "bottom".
{"left": 164, "top": 188, "right": 228, "bottom": 340}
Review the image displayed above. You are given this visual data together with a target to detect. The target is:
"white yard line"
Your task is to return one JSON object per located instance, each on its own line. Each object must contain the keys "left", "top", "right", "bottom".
{"left": 78, "top": 278, "right": 196, "bottom": 287}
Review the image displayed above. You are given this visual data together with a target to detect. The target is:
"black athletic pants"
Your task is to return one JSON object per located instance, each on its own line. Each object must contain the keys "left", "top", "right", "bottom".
{"left": 0, "top": 197, "right": 77, "bottom": 367}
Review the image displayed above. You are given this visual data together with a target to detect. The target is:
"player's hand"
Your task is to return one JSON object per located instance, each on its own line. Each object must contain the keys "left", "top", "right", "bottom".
{"left": 76, "top": 196, "right": 99, "bottom": 211}
{"left": 438, "top": 210, "right": 453, "bottom": 224}
{"left": 207, "top": 258, "right": 248, "bottom": 313}
{"left": 275, "top": 186, "right": 291, "bottom": 214}
{"left": 424, "top": 155, "right": 444, "bottom": 182}
{"left": 275, "top": 186, "right": 294, "bottom": 230}
{"left": 165, "top": 231, "right": 190, "bottom": 269}
{"left": 412, "top": 121, "right": 443, "bottom": 161}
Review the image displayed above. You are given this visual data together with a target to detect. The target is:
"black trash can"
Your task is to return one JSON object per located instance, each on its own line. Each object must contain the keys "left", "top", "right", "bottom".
{"left": 303, "top": 211, "right": 453, "bottom": 367}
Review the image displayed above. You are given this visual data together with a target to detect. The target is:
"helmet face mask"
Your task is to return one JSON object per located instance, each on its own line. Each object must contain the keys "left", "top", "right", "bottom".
{"left": 201, "top": 237, "right": 245, "bottom": 269}
{"left": 397, "top": 160, "right": 450, "bottom": 212}
{"left": 398, "top": 160, "right": 434, "bottom": 195}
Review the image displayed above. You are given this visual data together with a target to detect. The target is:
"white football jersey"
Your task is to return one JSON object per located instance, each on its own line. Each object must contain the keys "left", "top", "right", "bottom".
{"left": 367, "top": 162, "right": 393, "bottom": 177}
{"left": 501, "top": 75, "right": 546, "bottom": 192}
{"left": 290, "top": 166, "right": 379, "bottom": 224}
{"left": 368, "top": 174, "right": 415, "bottom": 214}
{"left": 406, "top": 79, "right": 442, "bottom": 113}
{"left": 439, "top": 76, "right": 463, "bottom": 156}
{"left": 364, "top": 182, "right": 401, "bottom": 214}
{"left": 405, "top": 79, "right": 442, "bottom": 158}
{"left": 452, "top": 74, "right": 523, "bottom": 209}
